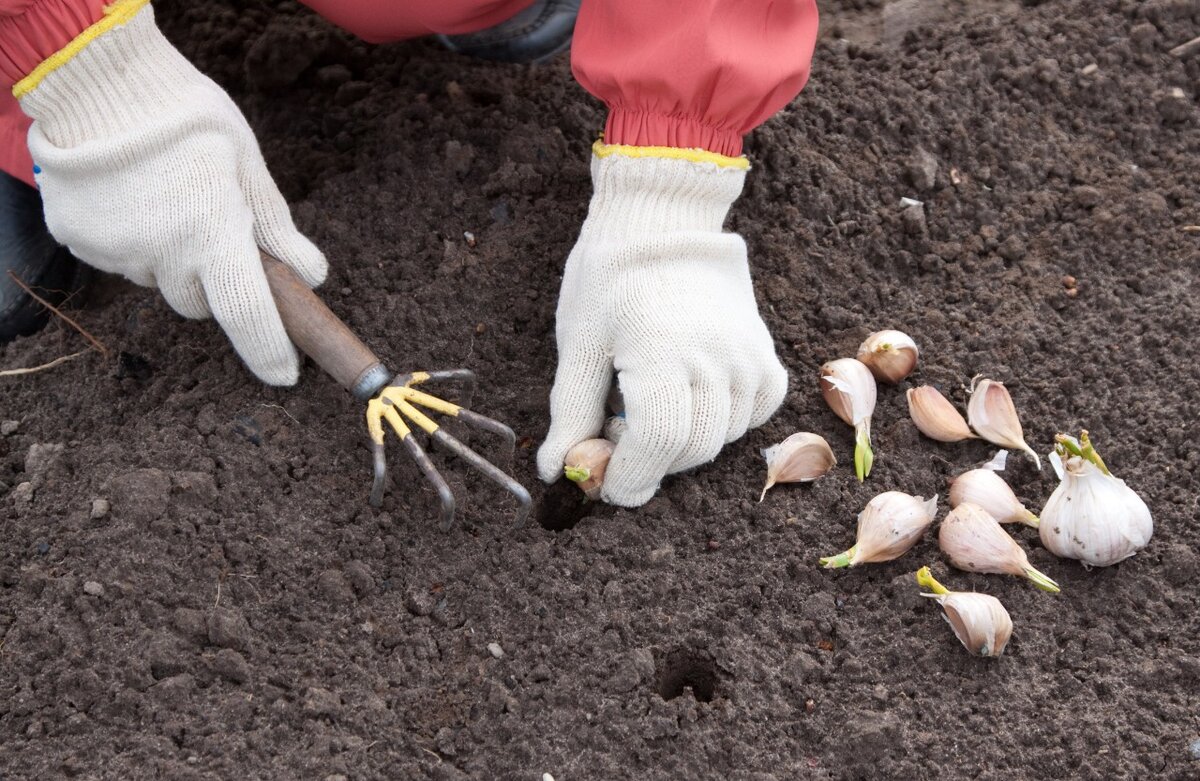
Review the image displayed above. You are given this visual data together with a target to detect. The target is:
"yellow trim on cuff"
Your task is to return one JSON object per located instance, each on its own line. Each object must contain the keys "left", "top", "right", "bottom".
{"left": 592, "top": 140, "right": 749, "bottom": 170}
{"left": 13, "top": 0, "right": 152, "bottom": 99}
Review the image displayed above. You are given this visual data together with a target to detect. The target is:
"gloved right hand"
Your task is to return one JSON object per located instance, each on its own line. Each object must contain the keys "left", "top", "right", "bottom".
{"left": 18, "top": 1, "right": 326, "bottom": 385}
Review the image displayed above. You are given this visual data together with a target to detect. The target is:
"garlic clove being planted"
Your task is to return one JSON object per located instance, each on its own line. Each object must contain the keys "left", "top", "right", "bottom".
{"left": 1039, "top": 431, "right": 1153, "bottom": 567}
{"left": 915, "top": 566, "right": 1013, "bottom": 657}
{"left": 907, "top": 386, "right": 977, "bottom": 443}
{"left": 966, "top": 378, "right": 1040, "bottom": 469}
{"left": 760, "top": 432, "right": 836, "bottom": 502}
{"left": 820, "top": 358, "right": 877, "bottom": 481}
{"left": 856, "top": 330, "right": 919, "bottom": 384}
{"left": 563, "top": 438, "right": 615, "bottom": 500}
{"left": 950, "top": 468, "right": 1039, "bottom": 528}
{"left": 820, "top": 491, "right": 938, "bottom": 568}
{"left": 938, "top": 503, "right": 1060, "bottom": 592}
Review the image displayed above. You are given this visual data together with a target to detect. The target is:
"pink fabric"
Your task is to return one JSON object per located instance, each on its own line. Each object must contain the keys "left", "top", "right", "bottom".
{"left": 0, "top": 0, "right": 821, "bottom": 184}
{"left": 0, "top": 0, "right": 104, "bottom": 85}
{"left": 301, "top": 0, "right": 535, "bottom": 43}
{"left": 572, "top": 1, "right": 820, "bottom": 157}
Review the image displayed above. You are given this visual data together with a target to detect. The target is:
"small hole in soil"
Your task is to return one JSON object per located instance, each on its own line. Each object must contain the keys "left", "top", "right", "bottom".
{"left": 536, "top": 480, "right": 596, "bottom": 531}
{"left": 656, "top": 647, "right": 719, "bottom": 703}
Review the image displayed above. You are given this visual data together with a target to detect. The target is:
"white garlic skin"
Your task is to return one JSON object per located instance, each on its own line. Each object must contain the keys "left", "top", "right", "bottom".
{"left": 907, "top": 386, "right": 976, "bottom": 443}
{"left": 563, "top": 438, "right": 615, "bottom": 500}
{"left": 760, "top": 432, "right": 836, "bottom": 501}
{"left": 820, "top": 358, "right": 877, "bottom": 428}
{"left": 938, "top": 503, "right": 1031, "bottom": 577}
{"left": 851, "top": 491, "right": 938, "bottom": 565}
{"left": 926, "top": 591, "right": 1013, "bottom": 657}
{"left": 966, "top": 379, "right": 1041, "bottom": 469}
{"left": 950, "top": 468, "right": 1039, "bottom": 527}
{"left": 856, "top": 330, "right": 919, "bottom": 384}
{"left": 1039, "top": 454, "right": 1153, "bottom": 567}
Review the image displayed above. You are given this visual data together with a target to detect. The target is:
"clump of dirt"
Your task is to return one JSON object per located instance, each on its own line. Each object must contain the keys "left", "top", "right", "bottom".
{"left": 2, "top": 0, "right": 1198, "bottom": 778}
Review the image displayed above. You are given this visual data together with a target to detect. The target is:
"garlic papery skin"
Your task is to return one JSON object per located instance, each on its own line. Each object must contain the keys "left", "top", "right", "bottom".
{"left": 856, "top": 330, "right": 919, "bottom": 384}
{"left": 1039, "top": 433, "right": 1153, "bottom": 567}
{"left": 950, "top": 468, "right": 1039, "bottom": 528}
{"left": 760, "top": 432, "right": 836, "bottom": 501}
{"left": 820, "top": 358, "right": 877, "bottom": 481}
{"left": 907, "top": 386, "right": 977, "bottom": 443}
{"left": 966, "top": 378, "right": 1041, "bottom": 469}
{"left": 820, "top": 491, "right": 938, "bottom": 568}
{"left": 915, "top": 567, "right": 1012, "bottom": 657}
{"left": 563, "top": 438, "right": 615, "bottom": 500}
{"left": 938, "top": 503, "right": 1060, "bottom": 592}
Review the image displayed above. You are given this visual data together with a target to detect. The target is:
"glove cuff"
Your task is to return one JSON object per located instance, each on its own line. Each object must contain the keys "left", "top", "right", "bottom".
{"left": 587, "top": 141, "right": 748, "bottom": 237}
{"left": 18, "top": 1, "right": 213, "bottom": 147}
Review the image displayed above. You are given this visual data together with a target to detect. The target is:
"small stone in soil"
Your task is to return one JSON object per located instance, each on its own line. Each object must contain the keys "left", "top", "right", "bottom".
{"left": 0, "top": 420, "right": 18, "bottom": 436}
{"left": 1188, "top": 738, "right": 1200, "bottom": 760}
{"left": 487, "top": 642, "right": 505, "bottom": 659}
{"left": 83, "top": 581, "right": 103, "bottom": 596}
{"left": 35, "top": 540, "right": 49, "bottom": 555}
{"left": 90, "top": 499, "right": 110, "bottom": 520}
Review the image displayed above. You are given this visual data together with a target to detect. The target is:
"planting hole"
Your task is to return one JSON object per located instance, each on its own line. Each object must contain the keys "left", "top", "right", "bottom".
{"left": 656, "top": 647, "right": 719, "bottom": 703}
{"left": 536, "top": 480, "right": 596, "bottom": 532}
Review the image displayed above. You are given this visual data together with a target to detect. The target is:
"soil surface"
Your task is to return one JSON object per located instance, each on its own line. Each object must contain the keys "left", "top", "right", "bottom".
{"left": 3, "top": 0, "right": 1199, "bottom": 778}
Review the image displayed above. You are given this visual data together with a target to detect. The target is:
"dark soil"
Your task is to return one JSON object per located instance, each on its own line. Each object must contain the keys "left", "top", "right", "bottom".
{"left": 3, "top": 0, "right": 1199, "bottom": 778}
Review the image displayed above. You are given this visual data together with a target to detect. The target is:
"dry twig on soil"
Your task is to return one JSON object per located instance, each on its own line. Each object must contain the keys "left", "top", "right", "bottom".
{"left": 0, "top": 350, "right": 88, "bottom": 378}
{"left": 6, "top": 270, "right": 109, "bottom": 357}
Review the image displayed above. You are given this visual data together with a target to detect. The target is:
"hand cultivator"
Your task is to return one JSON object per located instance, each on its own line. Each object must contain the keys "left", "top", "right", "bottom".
{"left": 260, "top": 251, "right": 530, "bottom": 529}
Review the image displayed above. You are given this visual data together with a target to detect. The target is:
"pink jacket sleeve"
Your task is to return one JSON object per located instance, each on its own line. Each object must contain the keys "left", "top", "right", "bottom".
{"left": 0, "top": 0, "right": 104, "bottom": 87}
{"left": 571, "top": 0, "right": 819, "bottom": 157}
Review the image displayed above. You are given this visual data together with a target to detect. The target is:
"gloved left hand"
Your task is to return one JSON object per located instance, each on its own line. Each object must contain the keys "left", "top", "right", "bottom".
{"left": 537, "top": 145, "right": 788, "bottom": 507}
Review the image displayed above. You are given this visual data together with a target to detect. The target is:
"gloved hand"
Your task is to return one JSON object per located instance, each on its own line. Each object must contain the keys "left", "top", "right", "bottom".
{"left": 19, "top": 3, "right": 325, "bottom": 385}
{"left": 537, "top": 145, "right": 788, "bottom": 506}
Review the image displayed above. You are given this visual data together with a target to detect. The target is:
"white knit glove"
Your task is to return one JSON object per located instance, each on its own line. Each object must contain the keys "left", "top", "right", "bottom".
{"left": 537, "top": 148, "right": 788, "bottom": 506}
{"left": 19, "top": 3, "right": 325, "bottom": 385}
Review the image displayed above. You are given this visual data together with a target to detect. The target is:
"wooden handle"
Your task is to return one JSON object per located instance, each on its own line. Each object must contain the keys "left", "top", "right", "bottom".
{"left": 260, "top": 251, "right": 389, "bottom": 400}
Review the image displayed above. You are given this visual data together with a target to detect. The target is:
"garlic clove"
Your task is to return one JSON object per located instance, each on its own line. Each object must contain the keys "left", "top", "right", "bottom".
{"left": 950, "top": 468, "right": 1039, "bottom": 528}
{"left": 563, "top": 438, "right": 615, "bottom": 500}
{"left": 856, "top": 329, "right": 919, "bottom": 384}
{"left": 1039, "top": 431, "right": 1153, "bottom": 567}
{"left": 938, "top": 503, "right": 1060, "bottom": 592}
{"left": 915, "top": 567, "right": 1012, "bottom": 657}
{"left": 966, "top": 378, "right": 1041, "bottom": 469}
{"left": 820, "top": 358, "right": 877, "bottom": 481}
{"left": 820, "top": 491, "right": 937, "bottom": 568}
{"left": 760, "top": 432, "right": 836, "bottom": 501}
{"left": 907, "top": 386, "right": 977, "bottom": 443}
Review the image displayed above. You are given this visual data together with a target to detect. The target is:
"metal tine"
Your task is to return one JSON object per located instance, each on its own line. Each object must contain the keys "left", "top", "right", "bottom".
{"left": 395, "top": 369, "right": 477, "bottom": 409}
{"left": 400, "top": 386, "right": 518, "bottom": 454}
{"left": 430, "top": 427, "right": 532, "bottom": 527}
{"left": 369, "top": 443, "right": 388, "bottom": 508}
{"left": 400, "top": 434, "right": 457, "bottom": 531}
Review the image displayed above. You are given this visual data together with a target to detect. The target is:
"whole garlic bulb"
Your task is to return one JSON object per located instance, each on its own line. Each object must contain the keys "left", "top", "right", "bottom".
{"left": 1039, "top": 432, "right": 1152, "bottom": 567}
{"left": 916, "top": 567, "right": 1012, "bottom": 658}
{"left": 950, "top": 468, "right": 1039, "bottom": 528}
{"left": 856, "top": 330, "right": 919, "bottom": 384}
{"left": 820, "top": 491, "right": 938, "bottom": 568}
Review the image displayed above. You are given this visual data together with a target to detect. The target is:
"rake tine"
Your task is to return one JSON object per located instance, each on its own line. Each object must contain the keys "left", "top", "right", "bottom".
{"left": 401, "top": 434, "right": 457, "bottom": 531}
{"left": 423, "top": 369, "right": 477, "bottom": 408}
{"left": 431, "top": 428, "right": 531, "bottom": 527}
{"left": 370, "top": 442, "right": 388, "bottom": 508}
{"left": 455, "top": 409, "right": 517, "bottom": 452}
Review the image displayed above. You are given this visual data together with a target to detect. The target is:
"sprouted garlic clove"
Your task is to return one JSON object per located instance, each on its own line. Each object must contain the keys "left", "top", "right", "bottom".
{"left": 856, "top": 330, "right": 919, "bottom": 384}
{"left": 950, "top": 468, "right": 1039, "bottom": 528}
{"left": 916, "top": 566, "right": 1013, "bottom": 657}
{"left": 820, "top": 491, "right": 937, "bottom": 568}
{"left": 906, "top": 386, "right": 976, "bottom": 443}
{"left": 820, "top": 358, "right": 877, "bottom": 481}
{"left": 760, "top": 432, "right": 836, "bottom": 502}
{"left": 563, "top": 438, "right": 615, "bottom": 500}
{"left": 966, "top": 378, "right": 1041, "bottom": 469}
{"left": 938, "top": 503, "right": 1060, "bottom": 592}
